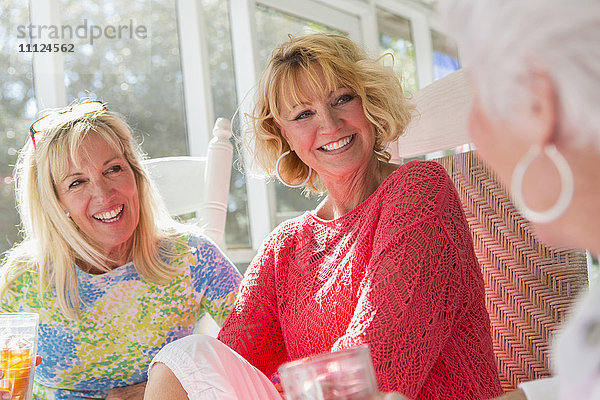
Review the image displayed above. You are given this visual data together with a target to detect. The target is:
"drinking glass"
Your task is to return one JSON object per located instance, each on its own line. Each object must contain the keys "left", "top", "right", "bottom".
{"left": 0, "top": 313, "right": 39, "bottom": 400}
{"left": 279, "top": 345, "right": 378, "bottom": 400}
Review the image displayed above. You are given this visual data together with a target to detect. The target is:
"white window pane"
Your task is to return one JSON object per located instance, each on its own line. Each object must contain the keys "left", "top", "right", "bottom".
{"left": 432, "top": 30, "right": 460, "bottom": 81}
{"left": 0, "top": 0, "right": 35, "bottom": 255}
{"left": 377, "top": 8, "right": 418, "bottom": 96}
{"left": 61, "top": 0, "right": 188, "bottom": 158}
{"left": 255, "top": 3, "right": 346, "bottom": 71}
{"left": 255, "top": 4, "right": 343, "bottom": 219}
{"left": 201, "top": 0, "right": 251, "bottom": 247}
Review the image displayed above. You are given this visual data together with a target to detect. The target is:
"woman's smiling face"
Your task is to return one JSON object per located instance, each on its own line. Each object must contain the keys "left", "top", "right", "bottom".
{"left": 276, "top": 69, "right": 376, "bottom": 183}
{"left": 55, "top": 133, "right": 140, "bottom": 262}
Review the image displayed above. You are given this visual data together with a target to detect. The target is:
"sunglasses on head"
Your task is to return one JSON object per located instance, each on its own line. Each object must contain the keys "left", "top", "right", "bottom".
{"left": 29, "top": 101, "right": 107, "bottom": 148}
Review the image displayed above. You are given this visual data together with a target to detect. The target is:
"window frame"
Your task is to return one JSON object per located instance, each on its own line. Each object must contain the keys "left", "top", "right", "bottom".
{"left": 229, "top": 0, "right": 439, "bottom": 257}
{"left": 22, "top": 0, "right": 448, "bottom": 265}
{"left": 228, "top": 0, "right": 365, "bottom": 251}
{"left": 30, "top": 0, "right": 214, "bottom": 158}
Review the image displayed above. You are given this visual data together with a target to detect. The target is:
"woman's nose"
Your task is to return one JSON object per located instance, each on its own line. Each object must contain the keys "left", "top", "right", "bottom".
{"left": 92, "top": 179, "right": 115, "bottom": 200}
{"left": 318, "top": 108, "right": 342, "bottom": 134}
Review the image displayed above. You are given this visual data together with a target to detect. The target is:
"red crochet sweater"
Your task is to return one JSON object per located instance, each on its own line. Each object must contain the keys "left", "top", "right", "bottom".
{"left": 218, "top": 161, "right": 502, "bottom": 399}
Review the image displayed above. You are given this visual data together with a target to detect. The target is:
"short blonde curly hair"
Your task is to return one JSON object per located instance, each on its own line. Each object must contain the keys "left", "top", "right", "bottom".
{"left": 248, "top": 33, "right": 415, "bottom": 192}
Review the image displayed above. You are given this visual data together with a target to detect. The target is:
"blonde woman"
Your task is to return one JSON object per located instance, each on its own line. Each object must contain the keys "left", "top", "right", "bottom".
{"left": 146, "top": 34, "right": 501, "bottom": 400}
{"left": 0, "top": 100, "right": 241, "bottom": 399}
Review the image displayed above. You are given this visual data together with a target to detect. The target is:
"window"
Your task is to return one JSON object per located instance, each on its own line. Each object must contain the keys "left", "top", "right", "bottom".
{"left": 61, "top": 0, "right": 188, "bottom": 158}
{"left": 431, "top": 29, "right": 460, "bottom": 81}
{"left": 229, "top": 0, "right": 362, "bottom": 250}
{"left": 1, "top": 1, "right": 34, "bottom": 255}
{"left": 201, "top": 0, "right": 251, "bottom": 247}
{"left": 377, "top": 8, "right": 418, "bottom": 95}
{"left": 255, "top": 3, "right": 344, "bottom": 224}
{"left": 255, "top": 3, "right": 345, "bottom": 69}
{"left": 0, "top": 0, "right": 457, "bottom": 264}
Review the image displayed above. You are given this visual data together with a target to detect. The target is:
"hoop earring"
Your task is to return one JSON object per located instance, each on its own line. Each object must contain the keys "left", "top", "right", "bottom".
{"left": 510, "top": 144, "right": 574, "bottom": 223}
{"left": 377, "top": 141, "right": 390, "bottom": 154}
{"left": 275, "top": 150, "right": 312, "bottom": 188}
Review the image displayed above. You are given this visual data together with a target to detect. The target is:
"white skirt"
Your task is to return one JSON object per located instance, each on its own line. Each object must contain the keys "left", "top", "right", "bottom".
{"left": 150, "top": 334, "right": 282, "bottom": 400}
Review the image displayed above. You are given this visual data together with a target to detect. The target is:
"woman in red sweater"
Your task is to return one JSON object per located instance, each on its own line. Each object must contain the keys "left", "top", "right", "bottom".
{"left": 145, "top": 33, "right": 502, "bottom": 400}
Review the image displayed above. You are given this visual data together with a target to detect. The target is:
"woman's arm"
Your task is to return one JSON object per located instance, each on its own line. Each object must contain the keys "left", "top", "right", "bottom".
{"left": 189, "top": 236, "right": 242, "bottom": 326}
{"left": 494, "top": 390, "right": 527, "bottom": 400}
{"left": 331, "top": 162, "right": 490, "bottom": 396}
{"left": 217, "top": 233, "right": 288, "bottom": 379}
{"left": 144, "top": 363, "right": 187, "bottom": 400}
{"left": 106, "top": 382, "right": 147, "bottom": 400}
{"left": 378, "top": 390, "right": 526, "bottom": 400}
{"left": 332, "top": 215, "right": 465, "bottom": 396}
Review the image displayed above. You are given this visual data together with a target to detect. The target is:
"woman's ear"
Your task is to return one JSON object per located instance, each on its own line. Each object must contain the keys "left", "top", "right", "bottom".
{"left": 275, "top": 121, "right": 292, "bottom": 151}
{"left": 526, "top": 70, "right": 559, "bottom": 146}
{"left": 274, "top": 119, "right": 282, "bottom": 135}
{"left": 59, "top": 203, "right": 71, "bottom": 219}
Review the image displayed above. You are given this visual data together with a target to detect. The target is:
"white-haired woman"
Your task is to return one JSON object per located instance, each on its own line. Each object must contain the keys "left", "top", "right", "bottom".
{"left": 397, "top": 1, "right": 600, "bottom": 400}
{"left": 0, "top": 100, "right": 242, "bottom": 399}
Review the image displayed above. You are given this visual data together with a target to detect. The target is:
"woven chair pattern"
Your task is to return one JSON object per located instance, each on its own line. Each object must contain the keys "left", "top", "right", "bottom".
{"left": 436, "top": 151, "right": 588, "bottom": 391}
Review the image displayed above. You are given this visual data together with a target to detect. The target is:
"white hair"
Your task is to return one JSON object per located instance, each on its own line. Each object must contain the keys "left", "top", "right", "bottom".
{"left": 439, "top": 0, "right": 600, "bottom": 150}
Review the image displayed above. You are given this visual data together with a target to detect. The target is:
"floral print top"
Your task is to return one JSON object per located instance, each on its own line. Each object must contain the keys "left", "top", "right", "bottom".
{"left": 1, "top": 233, "right": 242, "bottom": 399}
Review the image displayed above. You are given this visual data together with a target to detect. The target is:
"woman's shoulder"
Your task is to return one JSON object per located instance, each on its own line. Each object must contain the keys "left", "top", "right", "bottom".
{"left": 3, "top": 267, "right": 38, "bottom": 290}
{"left": 379, "top": 160, "right": 454, "bottom": 222}
{"left": 184, "top": 231, "right": 217, "bottom": 250}
{"left": 1, "top": 243, "right": 40, "bottom": 285}
{"left": 163, "top": 228, "right": 219, "bottom": 253}
{"left": 384, "top": 160, "right": 449, "bottom": 191}
{"left": 256, "top": 213, "right": 309, "bottom": 255}
{"left": 0, "top": 260, "right": 41, "bottom": 311}
{"left": 162, "top": 231, "right": 240, "bottom": 284}
{"left": 275, "top": 213, "right": 311, "bottom": 237}
{"left": 155, "top": 230, "right": 220, "bottom": 270}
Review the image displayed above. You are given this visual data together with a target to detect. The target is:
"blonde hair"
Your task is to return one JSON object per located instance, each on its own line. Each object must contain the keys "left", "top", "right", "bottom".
{"left": 248, "top": 33, "right": 415, "bottom": 192}
{"left": 1, "top": 101, "right": 182, "bottom": 319}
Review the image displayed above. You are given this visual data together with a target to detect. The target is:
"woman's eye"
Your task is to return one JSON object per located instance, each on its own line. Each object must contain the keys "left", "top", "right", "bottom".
{"left": 293, "top": 110, "right": 313, "bottom": 121}
{"left": 335, "top": 94, "right": 354, "bottom": 105}
{"left": 68, "top": 180, "right": 83, "bottom": 189}
{"left": 106, "top": 165, "right": 123, "bottom": 174}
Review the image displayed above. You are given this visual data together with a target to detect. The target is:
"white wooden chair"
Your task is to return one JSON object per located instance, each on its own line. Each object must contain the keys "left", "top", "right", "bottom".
{"left": 143, "top": 118, "right": 234, "bottom": 338}
{"left": 390, "top": 69, "right": 589, "bottom": 390}
{"left": 389, "top": 68, "right": 474, "bottom": 160}
{"left": 142, "top": 117, "right": 233, "bottom": 248}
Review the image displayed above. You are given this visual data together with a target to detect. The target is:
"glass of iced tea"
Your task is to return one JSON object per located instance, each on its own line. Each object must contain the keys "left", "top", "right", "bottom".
{"left": 279, "top": 345, "right": 378, "bottom": 400}
{"left": 0, "top": 313, "right": 38, "bottom": 400}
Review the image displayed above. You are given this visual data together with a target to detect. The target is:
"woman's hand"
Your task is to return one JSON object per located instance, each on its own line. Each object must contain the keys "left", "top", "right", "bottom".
{"left": 492, "top": 389, "right": 527, "bottom": 400}
{"left": 376, "top": 390, "right": 527, "bottom": 400}
{"left": 106, "top": 382, "right": 147, "bottom": 400}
